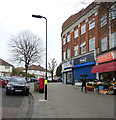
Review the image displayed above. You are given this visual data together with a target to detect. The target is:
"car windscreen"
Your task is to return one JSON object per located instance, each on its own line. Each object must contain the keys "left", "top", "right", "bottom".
{"left": 10, "top": 77, "right": 26, "bottom": 83}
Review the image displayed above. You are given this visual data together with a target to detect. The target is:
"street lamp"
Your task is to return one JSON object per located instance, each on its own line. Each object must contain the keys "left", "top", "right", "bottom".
{"left": 32, "top": 14, "right": 47, "bottom": 100}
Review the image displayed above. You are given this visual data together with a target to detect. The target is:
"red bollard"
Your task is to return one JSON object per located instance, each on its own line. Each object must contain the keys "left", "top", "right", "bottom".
{"left": 39, "top": 78, "right": 44, "bottom": 93}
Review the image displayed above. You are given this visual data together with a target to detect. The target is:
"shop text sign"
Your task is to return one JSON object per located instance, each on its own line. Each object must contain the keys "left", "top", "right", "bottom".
{"left": 74, "top": 53, "right": 94, "bottom": 65}
{"left": 97, "top": 51, "right": 116, "bottom": 63}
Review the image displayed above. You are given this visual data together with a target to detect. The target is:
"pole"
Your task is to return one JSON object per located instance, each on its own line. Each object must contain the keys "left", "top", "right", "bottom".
{"left": 32, "top": 14, "right": 47, "bottom": 100}
{"left": 45, "top": 17, "right": 47, "bottom": 100}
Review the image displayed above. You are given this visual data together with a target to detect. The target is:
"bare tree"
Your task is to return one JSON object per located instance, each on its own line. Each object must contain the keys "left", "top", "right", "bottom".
{"left": 9, "top": 30, "right": 44, "bottom": 79}
{"left": 48, "top": 58, "right": 57, "bottom": 81}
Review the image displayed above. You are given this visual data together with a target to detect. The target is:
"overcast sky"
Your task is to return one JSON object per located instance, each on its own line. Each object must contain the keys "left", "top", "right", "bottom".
{"left": 0, "top": 0, "right": 94, "bottom": 68}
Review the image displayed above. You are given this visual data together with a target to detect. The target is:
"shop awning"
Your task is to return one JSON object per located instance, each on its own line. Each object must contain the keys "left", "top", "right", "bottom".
{"left": 91, "top": 61, "right": 116, "bottom": 73}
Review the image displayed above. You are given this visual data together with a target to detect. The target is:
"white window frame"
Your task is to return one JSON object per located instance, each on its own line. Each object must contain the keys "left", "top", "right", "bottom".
{"left": 67, "top": 34, "right": 70, "bottom": 43}
{"left": 81, "top": 24, "right": 86, "bottom": 35}
{"left": 100, "top": 15, "right": 107, "bottom": 27}
{"left": 89, "top": 37, "right": 95, "bottom": 51}
{"left": 63, "top": 38, "right": 66, "bottom": 45}
{"left": 67, "top": 49, "right": 71, "bottom": 59}
{"left": 110, "top": 32, "right": 116, "bottom": 48}
{"left": 101, "top": 37, "right": 108, "bottom": 51}
{"left": 89, "top": 18, "right": 95, "bottom": 30}
{"left": 74, "top": 45, "right": 78, "bottom": 56}
{"left": 111, "top": 4, "right": 116, "bottom": 20}
{"left": 74, "top": 29, "right": 78, "bottom": 38}
{"left": 80, "top": 42, "right": 86, "bottom": 54}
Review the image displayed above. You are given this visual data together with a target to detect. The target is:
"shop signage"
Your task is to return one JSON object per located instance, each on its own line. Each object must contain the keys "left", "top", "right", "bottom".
{"left": 80, "top": 57, "right": 87, "bottom": 63}
{"left": 97, "top": 51, "right": 116, "bottom": 63}
{"left": 74, "top": 53, "right": 94, "bottom": 65}
{"left": 62, "top": 60, "right": 74, "bottom": 72}
{"left": 64, "top": 60, "right": 73, "bottom": 69}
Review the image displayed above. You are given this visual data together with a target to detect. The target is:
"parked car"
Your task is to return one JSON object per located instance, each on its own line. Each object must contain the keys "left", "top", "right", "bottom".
{"left": 0, "top": 78, "right": 9, "bottom": 88}
{"left": 6, "top": 76, "right": 30, "bottom": 95}
{"left": 30, "top": 78, "right": 38, "bottom": 82}
{"left": 5, "top": 77, "right": 11, "bottom": 81}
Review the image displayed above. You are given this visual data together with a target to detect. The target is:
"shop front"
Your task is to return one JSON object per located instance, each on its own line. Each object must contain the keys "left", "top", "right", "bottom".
{"left": 91, "top": 50, "right": 116, "bottom": 95}
{"left": 91, "top": 50, "right": 116, "bottom": 81}
{"left": 62, "top": 60, "right": 73, "bottom": 84}
{"left": 72, "top": 53, "right": 96, "bottom": 84}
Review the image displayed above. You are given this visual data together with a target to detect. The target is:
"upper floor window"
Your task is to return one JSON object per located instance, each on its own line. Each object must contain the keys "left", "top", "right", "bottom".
{"left": 89, "top": 37, "right": 95, "bottom": 51}
{"left": 111, "top": 4, "right": 116, "bottom": 20}
{"left": 63, "top": 51, "right": 66, "bottom": 60}
{"left": 63, "top": 38, "right": 66, "bottom": 45}
{"left": 81, "top": 24, "right": 86, "bottom": 35}
{"left": 5, "top": 66, "right": 10, "bottom": 69}
{"left": 100, "top": 15, "right": 107, "bottom": 27}
{"left": 101, "top": 37, "right": 108, "bottom": 51}
{"left": 89, "top": 18, "right": 95, "bottom": 30}
{"left": 67, "top": 49, "right": 71, "bottom": 59}
{"left": 110, "top": 32, "right": 116, "bottom": 48}
{"left": 67, "top": 34, "right": 70, "bottom": 43}
{"left": 74, "top": 45, "right": 78, "bottom": 56}
{"left": 74, "top": 29, "right": 78, "bottom": 38}
{"left": 80, "top": 42, "right": 86, "bottom": 54}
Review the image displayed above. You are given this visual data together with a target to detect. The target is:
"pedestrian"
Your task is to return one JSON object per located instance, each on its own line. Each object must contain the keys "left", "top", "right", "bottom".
{"left": 81, "top": 77, "right": 87, "bottom": 93}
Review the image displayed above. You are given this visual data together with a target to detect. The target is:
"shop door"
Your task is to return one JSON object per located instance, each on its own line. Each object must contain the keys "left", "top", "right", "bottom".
{"left": 67, "top": 72, "right": 73, "bottom": 84}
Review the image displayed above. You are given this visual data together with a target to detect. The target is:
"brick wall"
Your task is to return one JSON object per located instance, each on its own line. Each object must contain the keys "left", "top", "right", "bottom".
{"left": 61, "top": 2, "right": 115, "bottom": 62}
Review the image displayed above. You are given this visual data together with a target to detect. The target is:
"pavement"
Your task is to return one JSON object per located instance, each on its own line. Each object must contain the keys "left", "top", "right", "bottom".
{"left": 29, "top": 83, "right": 115, "bottom": 119}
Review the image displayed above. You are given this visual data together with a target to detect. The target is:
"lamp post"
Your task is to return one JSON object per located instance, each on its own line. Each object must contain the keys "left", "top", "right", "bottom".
{"left": 32, "top": 14, "right": 47, "bottom": 100}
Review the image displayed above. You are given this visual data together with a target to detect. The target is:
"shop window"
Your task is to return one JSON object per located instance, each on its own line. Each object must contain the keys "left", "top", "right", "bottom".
{"left": 67, "top": 49, "right": 71, "bottom": 59}
{"left": 67, "top": 34, "right": 70, "bottom": 43}
{"left": 74, "top": 45, "right": 78, "bottom": 56}
{"left": 80, "top": 42, "right": 86, "bottom": 54}
{"left": 110, "top": 32, "right": 116, "bottom": 48}
{"left": 81, "top": 24, "right": 86, "bottom": 35}
{"left": 89, "top": 37, "right": 95, "bottom": 51}
{"left": 101, "top": 37, "right": 108, "bottom": 51}
{"left": 89, "top": 18, "right": 95, "bottom": 30}
{"left": 74, "top": 29, "right": 78, "bottom": 39}
{"left": 100, "top": 15, "right": 107, "bottom": 27}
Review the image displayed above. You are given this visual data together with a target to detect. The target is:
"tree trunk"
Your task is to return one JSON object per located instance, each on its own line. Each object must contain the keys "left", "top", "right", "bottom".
{"left": 25, "top": 64, "right": 28, "bottom": 81}
{"left": 51, "top": 72, "right": 53, "bottom": 81}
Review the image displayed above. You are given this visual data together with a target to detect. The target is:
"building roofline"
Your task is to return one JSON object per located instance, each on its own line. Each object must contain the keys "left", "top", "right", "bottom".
{"left": 0, "top": 58, "right": 13, "bottom": 67}
{"left": 61, "top": 2, "right": 98, "bottom": 34}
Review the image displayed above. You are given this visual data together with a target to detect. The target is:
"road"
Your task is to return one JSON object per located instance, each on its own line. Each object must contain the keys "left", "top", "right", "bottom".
{"left": 1, "top": 87, "right": 29, "bottom": 118}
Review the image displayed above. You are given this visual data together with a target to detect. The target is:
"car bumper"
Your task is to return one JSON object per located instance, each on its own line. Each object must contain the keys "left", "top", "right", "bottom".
{"left": 7, "top": 87, "right": 29, "bottom": 94}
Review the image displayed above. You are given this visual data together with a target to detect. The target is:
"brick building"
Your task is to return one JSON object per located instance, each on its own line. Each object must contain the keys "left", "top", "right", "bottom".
{"left": 61, "top": 2, "right": 116, "bottom": 84}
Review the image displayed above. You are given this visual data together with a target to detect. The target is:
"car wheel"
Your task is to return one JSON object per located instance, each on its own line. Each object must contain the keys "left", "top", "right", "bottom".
{"left": 6, "top": 90, "right": 10, "bottom": 95}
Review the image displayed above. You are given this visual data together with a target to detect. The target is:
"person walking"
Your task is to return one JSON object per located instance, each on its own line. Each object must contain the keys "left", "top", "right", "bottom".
{"left": 81, "top": 77, "right": 87, "bottom": 93}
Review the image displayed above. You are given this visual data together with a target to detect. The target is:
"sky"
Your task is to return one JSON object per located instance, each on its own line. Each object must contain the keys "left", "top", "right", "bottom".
{"left": 0, "top": 0, "right": 94, "bottom": 68}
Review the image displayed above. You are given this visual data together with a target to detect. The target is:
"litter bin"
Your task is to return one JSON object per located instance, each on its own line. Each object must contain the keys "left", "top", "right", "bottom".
{"left": 39, "top": 78, "right": 44, "bottom": 93}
